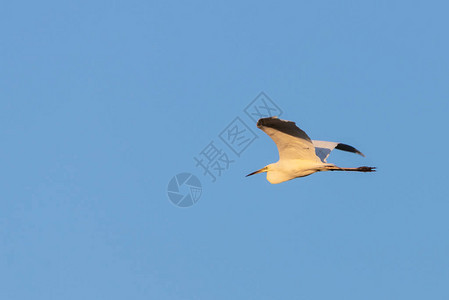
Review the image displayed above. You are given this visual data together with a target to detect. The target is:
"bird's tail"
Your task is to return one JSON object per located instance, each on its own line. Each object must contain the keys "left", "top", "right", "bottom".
{"left": 325, "top": 165, "right": 376, "bottom": 172}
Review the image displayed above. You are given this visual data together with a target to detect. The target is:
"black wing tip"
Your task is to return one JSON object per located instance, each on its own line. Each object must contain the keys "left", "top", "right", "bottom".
{"left": 355, "top": 150, "right": 365, "bottom": 157}
{"left": 256, "top": 116, "right": 312, "bottom": 142}
{"left": 256, "top": 116, "right": 292, "bottom": 128}
{"left": 257, "top": 116, "right": 277, "bottom": 127}
{"left": 336, "top": 143, "right": 365, "bottom": 157}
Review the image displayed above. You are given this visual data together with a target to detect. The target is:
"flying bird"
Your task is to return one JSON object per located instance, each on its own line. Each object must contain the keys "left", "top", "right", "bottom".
{"left": 246, "top": 117, "right": 375, "bottom": 184}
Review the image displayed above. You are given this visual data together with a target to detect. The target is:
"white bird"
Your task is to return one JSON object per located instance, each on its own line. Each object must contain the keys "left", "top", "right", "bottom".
{"left": 246, "top": 117, "right": 375, "bottom": 184}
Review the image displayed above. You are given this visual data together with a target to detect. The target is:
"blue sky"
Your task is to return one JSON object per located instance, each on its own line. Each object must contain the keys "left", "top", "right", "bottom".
{"left": 1, "top": 0, "right": 448, "bottom": 299}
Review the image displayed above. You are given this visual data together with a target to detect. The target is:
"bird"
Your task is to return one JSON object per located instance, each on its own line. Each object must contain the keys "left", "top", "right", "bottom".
{"left": 246, "top": 116, "right": 375, "bottom": 184}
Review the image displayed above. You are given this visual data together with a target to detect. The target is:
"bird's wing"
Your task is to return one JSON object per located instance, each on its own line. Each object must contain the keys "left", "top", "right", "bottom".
{"left": 312, "top": 140, "right": 365, "bottom": 163}
{"left": 257, "top": 117, "right": 320, "bottom": 161}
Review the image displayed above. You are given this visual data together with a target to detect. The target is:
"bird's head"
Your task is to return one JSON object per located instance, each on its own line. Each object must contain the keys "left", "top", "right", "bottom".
{"left": 246, "top": 163, "right": 288, "bottom": 184}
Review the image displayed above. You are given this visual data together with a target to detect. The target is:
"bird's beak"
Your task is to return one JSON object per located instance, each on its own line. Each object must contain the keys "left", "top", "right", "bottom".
{"left": 246, "top": 166, "right": 268, "bottom": 177}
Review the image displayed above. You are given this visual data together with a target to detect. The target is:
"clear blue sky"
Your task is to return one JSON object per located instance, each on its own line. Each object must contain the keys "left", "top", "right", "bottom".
{"left": 1, "top": 1, "right": 448, "bottom": 299}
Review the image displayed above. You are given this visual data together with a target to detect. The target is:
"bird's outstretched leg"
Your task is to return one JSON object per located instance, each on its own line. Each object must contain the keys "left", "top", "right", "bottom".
{"left": 326, "top": 166, "right": 376, "bottom": 172}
